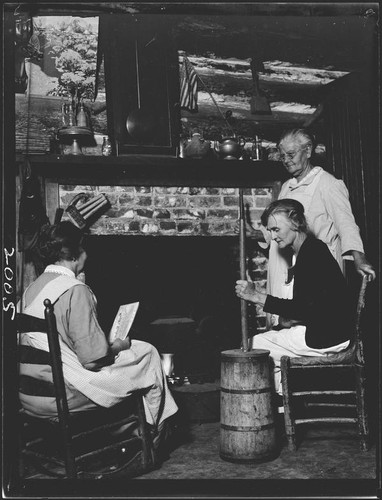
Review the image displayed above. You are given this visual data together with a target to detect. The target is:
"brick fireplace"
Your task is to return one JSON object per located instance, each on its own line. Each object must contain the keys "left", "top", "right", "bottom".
{"left": 29, "top": 155, "right": 286, "bottom": 381}
{"left": 57, "top": 182, "right": 276, "bottom": 380}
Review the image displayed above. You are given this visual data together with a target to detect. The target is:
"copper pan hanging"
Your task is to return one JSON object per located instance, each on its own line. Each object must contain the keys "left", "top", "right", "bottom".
{"left": 125, "top": 35, "right": 156, "bottom": 143}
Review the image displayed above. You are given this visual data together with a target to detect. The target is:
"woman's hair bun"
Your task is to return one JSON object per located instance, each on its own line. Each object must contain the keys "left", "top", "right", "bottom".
{"left": 261, "top": 198, "right": 308, "bottom": 233}
{"left": 36, "top": 221, "right": 87, "bottom": 264}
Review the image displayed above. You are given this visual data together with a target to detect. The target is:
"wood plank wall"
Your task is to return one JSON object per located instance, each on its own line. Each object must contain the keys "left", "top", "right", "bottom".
{"left": 322, "top": 72, "right": 378, "bottom": 259}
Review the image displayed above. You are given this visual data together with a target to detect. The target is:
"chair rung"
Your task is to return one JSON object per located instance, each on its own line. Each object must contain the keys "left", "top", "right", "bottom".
{"left": 291, "top": 390, "right": 355, "bottom": 396}
{"left": 25, "top": 429, "right": 141, "bottom": 462}
{"left": 24, "top": 436, "right": 45, "bottom": 447}
{"left": 305, "top": 402, "right": 356, "bottom": 408}
{"left": 75, "top": 436, "right": 141, "bottom": 463}
{"left": 22, "top": 449, "right": 65, "bottom": 467}
{"left": 295, "top": 417, "right": 357, "bottom": 425}
{"left": 289, "top": 364, "right": 352, "bottom": 369}
{"left": 71, "top": 416, "right": 137, "bottom": 440}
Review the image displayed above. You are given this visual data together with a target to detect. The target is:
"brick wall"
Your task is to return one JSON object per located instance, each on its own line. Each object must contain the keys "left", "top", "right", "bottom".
{"left": 59, "top": 184, "right": 275, "bottom": 333}
{"left": 59, "top": 185, "right": 273, "bottom": 236}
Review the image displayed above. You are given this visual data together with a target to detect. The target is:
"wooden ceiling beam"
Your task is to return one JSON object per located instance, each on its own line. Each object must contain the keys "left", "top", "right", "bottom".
{"left": 183, "top": 55, "right": 346, "bottom": 107}
{"left": 12, "top": 3, "right": 377, "bottom": 18}
{"left": 172, "top": 14, "right": 376, "bottom": 73}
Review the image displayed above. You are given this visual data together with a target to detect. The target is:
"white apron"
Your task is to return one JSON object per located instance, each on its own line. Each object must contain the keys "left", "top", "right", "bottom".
{"left": 18, "top": 274, "right": 178, "bottom": 426}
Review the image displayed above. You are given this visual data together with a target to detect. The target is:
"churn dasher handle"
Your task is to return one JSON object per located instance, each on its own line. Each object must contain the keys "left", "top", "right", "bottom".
{"left": 239, "top": 188, "right": 250, "bottom": 351}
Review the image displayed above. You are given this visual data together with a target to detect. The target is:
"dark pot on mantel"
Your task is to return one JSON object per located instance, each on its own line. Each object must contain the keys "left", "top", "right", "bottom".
{"left": 214, "top": 136, "right": 246, "bottom": 159}
{"left": 183, "top": 133, "right": 211, "bottom": 159}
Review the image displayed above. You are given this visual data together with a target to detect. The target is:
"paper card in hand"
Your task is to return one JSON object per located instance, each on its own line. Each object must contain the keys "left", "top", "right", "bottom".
{"left": 109, "top": 302, "right": 139, "bottom": 342}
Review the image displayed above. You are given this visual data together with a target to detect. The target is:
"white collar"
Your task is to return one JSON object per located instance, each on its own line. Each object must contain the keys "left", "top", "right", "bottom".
{"left": 289, "top": 166, "right": 322, "bottom": 188}
{"left": 45, "top": 264, "right": 75, "bottom": 278}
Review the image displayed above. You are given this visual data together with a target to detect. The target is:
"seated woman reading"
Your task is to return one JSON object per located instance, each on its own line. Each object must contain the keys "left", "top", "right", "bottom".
{"left": 235, "top": 199, "right": 354, "bottom": 395}
{"left": 17, "top": 222, "right": 178, "bottom": 444}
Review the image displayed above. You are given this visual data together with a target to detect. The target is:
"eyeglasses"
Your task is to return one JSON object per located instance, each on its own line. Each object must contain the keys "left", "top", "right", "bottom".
{"left": 278, "top": 147, "right": 306, "bottom": 162}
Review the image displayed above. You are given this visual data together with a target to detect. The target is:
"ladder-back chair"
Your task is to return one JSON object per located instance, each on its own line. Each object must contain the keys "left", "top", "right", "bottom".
{"left": 280, "top": 275, "right": 370, "bottom": 451}
{"left": 18, "top": 299, "right": 155, "bottom": 479}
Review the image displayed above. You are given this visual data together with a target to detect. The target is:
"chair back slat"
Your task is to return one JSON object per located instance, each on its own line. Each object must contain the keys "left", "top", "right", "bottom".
{"left": 17, "top": 314, "right": 48, "bottom": 334}
{"left": 19, "top": 374, "right": 56, "bottom": 397}
{"left": 17, "top": 305, "right": 70, "bottom": 409}
{"left": 19, "top": 345, "right": 51, "bottom": 365}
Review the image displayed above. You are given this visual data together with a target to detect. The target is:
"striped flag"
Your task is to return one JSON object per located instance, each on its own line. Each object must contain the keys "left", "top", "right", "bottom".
{"left": 179, "top": 56, "right": 198, "bottom": 112}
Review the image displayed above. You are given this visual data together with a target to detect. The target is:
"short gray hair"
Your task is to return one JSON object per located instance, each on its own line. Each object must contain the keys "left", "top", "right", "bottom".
{"left": 278, "top": 128, "right": 315, "bottom": 150}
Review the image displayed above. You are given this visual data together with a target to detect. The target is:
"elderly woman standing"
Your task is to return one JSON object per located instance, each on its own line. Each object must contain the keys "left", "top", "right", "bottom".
{"left": 17, "top": 221, "right": 178, "bottom": 444}
{"left": 236, "top": 199, "right": 354, "bottom": 394}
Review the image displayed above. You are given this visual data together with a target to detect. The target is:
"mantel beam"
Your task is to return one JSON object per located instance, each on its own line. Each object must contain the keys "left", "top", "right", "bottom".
{"left": 24, "top": 155, "right": 288, "bottom": 187}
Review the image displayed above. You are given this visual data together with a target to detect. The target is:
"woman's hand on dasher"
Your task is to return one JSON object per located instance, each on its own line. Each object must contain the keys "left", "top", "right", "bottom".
{"left": 235, "top": 279, "right": 266, "bottom": 306}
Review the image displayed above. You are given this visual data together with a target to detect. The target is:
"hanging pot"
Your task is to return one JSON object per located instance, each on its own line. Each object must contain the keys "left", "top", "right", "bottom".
{"left": 125, "top": 37, "right": 156, "bottom": 143}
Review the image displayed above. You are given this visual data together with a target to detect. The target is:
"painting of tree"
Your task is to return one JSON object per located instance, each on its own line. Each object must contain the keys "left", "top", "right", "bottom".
{"left": 39, "top": 17, "right": 99, "bottom": 100}
{"left": 16, "top": 16, "right": 107, "bottom": 154}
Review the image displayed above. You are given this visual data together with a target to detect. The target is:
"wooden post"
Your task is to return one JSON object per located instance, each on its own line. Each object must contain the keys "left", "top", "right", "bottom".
{"left": 239, "top": 188, "right": 249, "bottom": 352}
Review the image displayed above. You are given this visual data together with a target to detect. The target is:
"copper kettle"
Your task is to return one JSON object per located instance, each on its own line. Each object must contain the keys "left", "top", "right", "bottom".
{"left": 214, "top": 136, "right": 246, "bottom": 159}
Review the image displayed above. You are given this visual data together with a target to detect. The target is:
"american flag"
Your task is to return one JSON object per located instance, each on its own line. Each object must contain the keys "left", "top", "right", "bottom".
{"left": 179, "top": 56, "right": 198, "bottom": 112}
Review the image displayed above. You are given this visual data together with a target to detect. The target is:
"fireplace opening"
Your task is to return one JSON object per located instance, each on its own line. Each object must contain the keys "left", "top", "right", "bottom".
{"left": 84, "top": 235, "right": 265, "bottom": 381}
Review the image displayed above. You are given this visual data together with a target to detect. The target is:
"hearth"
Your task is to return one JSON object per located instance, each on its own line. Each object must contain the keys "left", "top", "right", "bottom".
{"left": 84, "top": 235, "right": 265, "bottom": 380}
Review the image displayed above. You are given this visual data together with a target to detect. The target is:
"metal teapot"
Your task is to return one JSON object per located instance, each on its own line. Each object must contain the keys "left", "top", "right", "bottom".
{"left": 214, "top": 136, "right": 246, "bottom": 159}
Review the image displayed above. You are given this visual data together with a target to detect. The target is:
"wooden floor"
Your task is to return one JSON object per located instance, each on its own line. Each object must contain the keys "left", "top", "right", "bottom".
{"left": 12, "top": 378, "right": 378, "bottom": 499}
{"left": 15, "top": 416, "right": 377, "bottom": 498}
{"left": 141, "top": 418, "right": 376, "bottom": 480}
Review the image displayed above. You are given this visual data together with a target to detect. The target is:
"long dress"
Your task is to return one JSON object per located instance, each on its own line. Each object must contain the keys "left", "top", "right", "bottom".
{"left": 18, "top": 265, "right": 178, "bottom": 427}
{"left": 266, "top": 166, "right": 364, "bottom": 326}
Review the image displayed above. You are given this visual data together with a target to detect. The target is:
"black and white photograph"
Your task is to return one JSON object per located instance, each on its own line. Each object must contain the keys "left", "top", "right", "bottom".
{"left": 2, "top": 2, "right": 380, "bottom": 498}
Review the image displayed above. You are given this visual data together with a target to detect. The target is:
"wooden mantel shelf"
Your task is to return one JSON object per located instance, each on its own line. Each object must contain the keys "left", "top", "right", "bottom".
{"left": 25, "top": 154, "right": 288, "bottom": 187}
